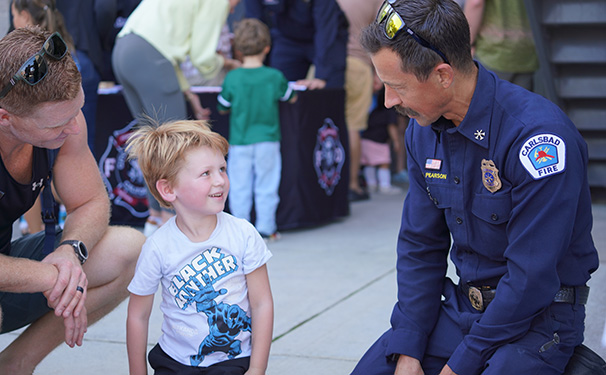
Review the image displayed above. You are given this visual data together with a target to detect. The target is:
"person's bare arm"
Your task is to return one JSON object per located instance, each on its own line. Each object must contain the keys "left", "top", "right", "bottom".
{"left": 52, "top": 111, "right": 110, "bottom": 248}
{"left": 463, "top": 0, "right": 485, "bottom": 53}
{"left": 387, "top": 123, "right": 401, "bottom": 156}
{"left": 184, "top": 89, "right": 211, "bottom": 120}
{"left": 41, "top": 111, "right": 108, "bottom": 344}
{"left": 0, "top": 255, "right": 58, "bottom": 293}
{"left": 296, "top": 78, "right": 326, "bottom": 90}
{"left": 127, "top": 294, "right": 154, "bottom": 375}
{"left": 244, "top": 265, "right": 274, "bottom": 375}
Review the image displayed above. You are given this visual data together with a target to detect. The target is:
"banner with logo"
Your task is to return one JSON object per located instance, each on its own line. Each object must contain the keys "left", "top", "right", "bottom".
{"left": 277, "top": 89, "right": 350, "bottom": 229}
{"left": 95, "top": 88, "right": 349, "bottom": 229}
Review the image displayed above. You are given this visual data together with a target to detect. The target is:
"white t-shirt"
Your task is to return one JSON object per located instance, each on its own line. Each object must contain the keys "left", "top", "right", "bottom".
{"left": 128, "top": 212, "right": 272, "bottom": 367}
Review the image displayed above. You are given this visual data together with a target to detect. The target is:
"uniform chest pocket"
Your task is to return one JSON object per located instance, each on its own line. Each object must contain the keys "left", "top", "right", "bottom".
{"left": 426, "top": 184, "right": 452, "bottom": 209}
{"left": 471, "top": 193, "right": 511, "bottom": 224}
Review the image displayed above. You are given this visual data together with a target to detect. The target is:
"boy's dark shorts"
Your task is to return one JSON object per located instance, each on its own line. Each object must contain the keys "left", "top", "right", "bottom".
{"left": 0, "top": 229, "right": 63, "bottom": 334}
{"left": 148, "top": 344, "right": 251, "bottom": 375}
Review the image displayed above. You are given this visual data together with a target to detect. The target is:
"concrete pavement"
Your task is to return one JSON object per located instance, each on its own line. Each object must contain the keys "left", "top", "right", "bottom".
{"left": 0, "top": 189, "right": 605, "bottom": 374}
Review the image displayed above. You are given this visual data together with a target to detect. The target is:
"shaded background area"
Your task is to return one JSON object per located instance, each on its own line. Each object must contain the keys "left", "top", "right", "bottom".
{"left": 525, "top": 0, "right": 606, "bottom": 200}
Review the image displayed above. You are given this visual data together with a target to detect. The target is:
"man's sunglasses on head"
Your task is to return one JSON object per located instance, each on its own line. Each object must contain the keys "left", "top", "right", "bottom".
{"left": 376, "top": 0, "right": 450, "bottom": 64}
{"left": 0, "top": 32, "right": 68, "bottom": 99}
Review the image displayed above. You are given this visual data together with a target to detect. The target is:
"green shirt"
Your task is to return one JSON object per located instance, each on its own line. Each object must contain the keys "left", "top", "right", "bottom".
{"left": 218, "top": 66, "right": 295, "bottom": 146}
{"left": 475, "top": 0, "right": 539, "bottom": 73}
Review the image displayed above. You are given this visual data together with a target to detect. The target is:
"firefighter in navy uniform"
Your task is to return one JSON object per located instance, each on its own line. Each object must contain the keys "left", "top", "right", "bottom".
{"left": 351, "top": 1, "right": 600, "bottom": 375}
{"left": 243, "top": 0, "right": 348, "bottom": 90}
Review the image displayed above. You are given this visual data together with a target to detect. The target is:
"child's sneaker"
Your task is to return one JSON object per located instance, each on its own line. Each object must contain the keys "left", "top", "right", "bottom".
{"left": 366, "top": 184, "right": 378, "bottom": 193}
{"left": 143, "top": 216, "right": 163, "bottom": 237}
{"left": 261, "top": 232, "right": 281, "bottom": 242}
{"left": 392, "top": 170, "right": 409, "bottom": 184}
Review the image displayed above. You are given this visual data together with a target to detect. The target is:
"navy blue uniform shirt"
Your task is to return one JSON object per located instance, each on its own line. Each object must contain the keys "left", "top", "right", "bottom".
{"left": 244, "top": 0, "right": 347, "bottom": 85}
{"left": 387, "top": 63, "right": 599, "bottom": 374}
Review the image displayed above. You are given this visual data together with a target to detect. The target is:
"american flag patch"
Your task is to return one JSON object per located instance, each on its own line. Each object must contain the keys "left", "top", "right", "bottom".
{"left": 425, "top": 158, "right": 442, "bottom": 170}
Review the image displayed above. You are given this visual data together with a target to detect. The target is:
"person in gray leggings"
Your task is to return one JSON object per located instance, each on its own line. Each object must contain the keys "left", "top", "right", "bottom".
{"left": 111, "top": 0, "right": 241, "bottom": 233}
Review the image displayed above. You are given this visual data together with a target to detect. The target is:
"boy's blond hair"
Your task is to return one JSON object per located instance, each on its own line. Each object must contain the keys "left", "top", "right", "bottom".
{"left": 233, "top": 18, "right": 271, "bottom": 56}
{"left": 126, "top": 118, "right": 229, "bottom": 209}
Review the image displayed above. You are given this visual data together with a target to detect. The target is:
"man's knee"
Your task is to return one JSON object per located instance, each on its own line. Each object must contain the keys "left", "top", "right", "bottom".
{"left": 351, "top": 331, "right": 396, "bottom": 375}
{"left": 85, "top": 226, "right": 143, "bottom": 283}
{"left": 484, "top": 341, "right": 572, "bottom": 375}
{"left": 99, "top": 226, "right": 144, "bottom": 260}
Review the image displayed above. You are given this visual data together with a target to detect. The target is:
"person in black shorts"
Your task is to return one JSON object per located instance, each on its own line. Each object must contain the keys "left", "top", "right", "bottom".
{"left": 0, "top": 26, "right": 145, "bottom": 374}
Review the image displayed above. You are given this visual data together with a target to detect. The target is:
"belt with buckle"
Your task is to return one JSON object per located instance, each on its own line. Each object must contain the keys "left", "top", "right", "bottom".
{"left": 462, "top": 284, "right": 589, "bottom": 312}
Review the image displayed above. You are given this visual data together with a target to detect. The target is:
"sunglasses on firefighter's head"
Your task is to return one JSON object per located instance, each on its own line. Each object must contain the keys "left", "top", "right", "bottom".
{"left": 376, "top": 0, "right": 450, "bottom": 65}
{"left": 0, "top": 32, "right": 68, "bottom": 99}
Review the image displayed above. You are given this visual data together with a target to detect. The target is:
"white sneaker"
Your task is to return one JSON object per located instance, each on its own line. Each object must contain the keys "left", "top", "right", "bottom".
{"left": 143, "top": 216, "right": 163, "bottom": 237}
{"left": 261, "top": 232, "right": 281, "bottom": 242}
{"left": 378, "top": 185, "right": 403, "bottom": 195}
{"left": 392, "top": 170, "right": 409, "bottom": 183}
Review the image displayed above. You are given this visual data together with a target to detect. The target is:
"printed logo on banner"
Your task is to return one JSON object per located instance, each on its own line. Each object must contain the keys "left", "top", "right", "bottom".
{"left": 313, "top": 118, "right": 345, "bottom": 196}
{"left": 518, "top": 133, "right": 566, "bottom": 180}
{"left": 98, "top": 119, "right": 149, "bottom": 223}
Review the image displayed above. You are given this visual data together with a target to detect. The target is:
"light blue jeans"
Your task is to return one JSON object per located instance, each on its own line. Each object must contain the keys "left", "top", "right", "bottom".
{"left": 227, "top": 142, "right": 281, "bottom": 235}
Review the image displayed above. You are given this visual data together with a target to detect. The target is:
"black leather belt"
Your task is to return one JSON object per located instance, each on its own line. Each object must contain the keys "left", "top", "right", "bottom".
{"left": 461, "top": 284, "right": 589, "bottom": 312}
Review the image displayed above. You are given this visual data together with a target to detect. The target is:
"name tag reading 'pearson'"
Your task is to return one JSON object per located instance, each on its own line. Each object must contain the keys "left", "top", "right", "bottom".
{"left": 519, "top": 134, "right": 566, "bottom": 180}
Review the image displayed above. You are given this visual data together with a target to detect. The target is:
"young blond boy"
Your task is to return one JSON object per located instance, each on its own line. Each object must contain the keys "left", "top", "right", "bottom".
{"left": 126, "top": 119, "right": 273, "bottom": 375}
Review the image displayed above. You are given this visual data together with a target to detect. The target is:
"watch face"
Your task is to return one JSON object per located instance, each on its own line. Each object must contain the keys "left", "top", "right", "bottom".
{"left": 77, "top": 241, "right": 88, "bottom": 259}
{"left": 61, "top": 240, "right": 88, "bottom": 264}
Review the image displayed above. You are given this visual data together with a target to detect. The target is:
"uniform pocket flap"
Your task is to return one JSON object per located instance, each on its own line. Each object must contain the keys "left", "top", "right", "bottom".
{"left": 471, "top": 193, "right": 511, "bottom": 224}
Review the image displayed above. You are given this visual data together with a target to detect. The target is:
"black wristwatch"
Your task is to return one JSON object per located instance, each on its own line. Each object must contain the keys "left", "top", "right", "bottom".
{"left": 59, "top": 240, "right": 88, "bottom": 265}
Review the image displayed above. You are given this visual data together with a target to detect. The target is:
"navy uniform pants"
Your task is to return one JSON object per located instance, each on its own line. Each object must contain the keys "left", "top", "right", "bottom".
{"left": 269, "top": 33, "right": 346, "bottom": 89}
{"left": 351, "top": 279, "right": 584, "bottom": 375}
